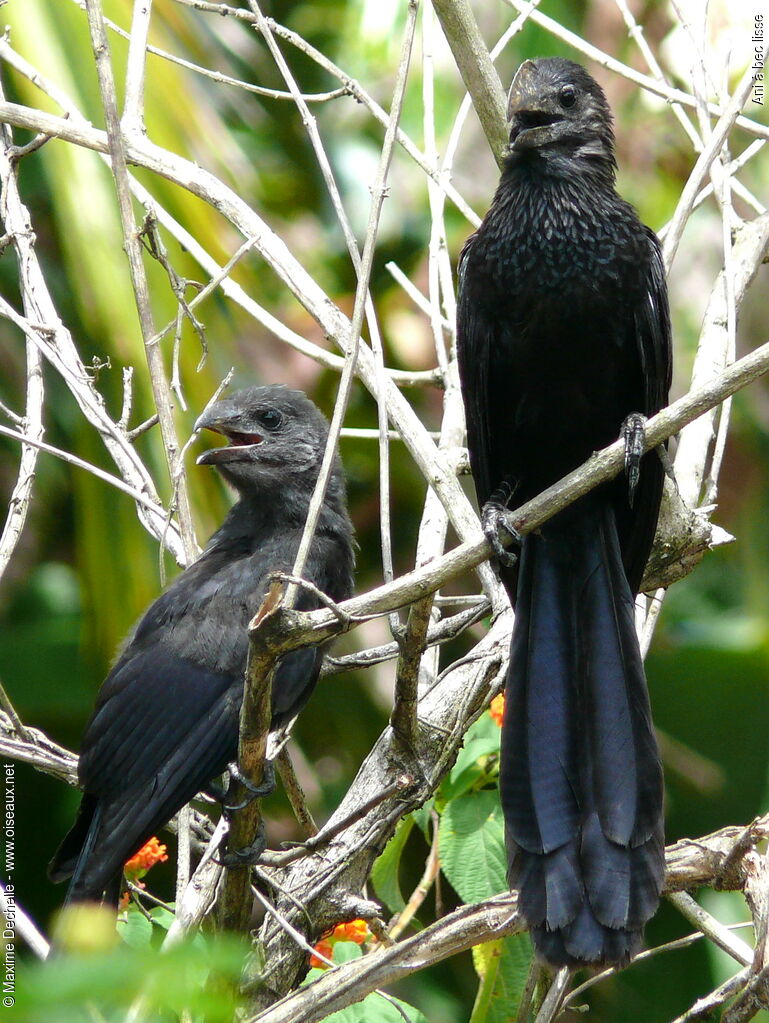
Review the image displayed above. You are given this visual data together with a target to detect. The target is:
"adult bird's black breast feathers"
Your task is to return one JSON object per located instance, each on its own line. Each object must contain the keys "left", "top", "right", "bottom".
{"left": 49, "top": 385, "right": 355, "bottom": 905}
{"left": 457, "top": 58, "right": 671, "bottom": 967}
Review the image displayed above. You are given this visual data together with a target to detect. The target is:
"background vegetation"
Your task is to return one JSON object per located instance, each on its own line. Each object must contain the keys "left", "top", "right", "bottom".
{"left": 0, "top": 0, "right": 767, "bottom": 1020}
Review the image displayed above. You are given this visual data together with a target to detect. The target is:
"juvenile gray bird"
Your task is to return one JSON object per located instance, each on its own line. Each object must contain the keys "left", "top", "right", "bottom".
{"left": 50, "top": 385, "right": 355, "bottom": 905}
{"left": 457, "top": 58, "right": 671, "bottom": 967}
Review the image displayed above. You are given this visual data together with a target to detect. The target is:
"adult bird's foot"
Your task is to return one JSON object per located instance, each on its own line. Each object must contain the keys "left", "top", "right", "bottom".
{"left": 222, "top": 760, "right": 276, "bottom": 816}
{"left": 482, "top": 500, "right": 521, "bottom": 568}
{"left": 622, "top": 412, "right": 647, "bottom": 506}
{"left": 216, "top": 819, "right": 267, "bottom": 868}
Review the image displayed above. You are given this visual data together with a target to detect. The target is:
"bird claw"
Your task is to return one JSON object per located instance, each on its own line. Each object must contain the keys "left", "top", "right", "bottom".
{"left": 204, "top": 778, "right": 227, "bottom": 802}
{"left": 222, "top": 760, "right": 276, "bottom": 816}
{"left": 622, "top": 413, "right": 647, "bottom": 507}
{"left": 482, "top": 500, "right": 521, "bottom": 568}
{"left": 215, "top": 820, "right": 266, "bottom": 868}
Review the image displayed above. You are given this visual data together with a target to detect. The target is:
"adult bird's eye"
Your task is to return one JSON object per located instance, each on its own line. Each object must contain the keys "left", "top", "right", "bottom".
{"left": 559, "top": 85, "right": 577, "bottom": 108}
{"left": 256, "top": 408, "right": 283, "bottom": 430}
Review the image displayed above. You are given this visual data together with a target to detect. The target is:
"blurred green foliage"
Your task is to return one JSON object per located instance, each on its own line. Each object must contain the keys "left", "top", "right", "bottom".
{"left": 1, "top": 0, "right": 768, "bottom": 1020}
{"left": 16, "top": 926, "right": 247, "bottom": 1022}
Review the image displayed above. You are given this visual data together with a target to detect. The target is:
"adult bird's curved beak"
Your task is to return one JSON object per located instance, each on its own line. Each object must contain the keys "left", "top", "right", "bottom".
{"left": 507, "top": 60, "right": 565, "bottom": 150}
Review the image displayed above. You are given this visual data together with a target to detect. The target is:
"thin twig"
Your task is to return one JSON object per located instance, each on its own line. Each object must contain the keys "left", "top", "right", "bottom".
{"left": 285, "top": 0, "right": 419, "bottom": 606}
{"left": 662, "top": 62, "right": 759, "bottom": 270}
{"left": 390, "top": 595, "right": 432, "bottom": 746}
{"left": 121, "top": 0, "right": 152, "bottom": 135}
{"left": 667, "top": 891, "right": 754, "bottom": 966}
{"left": 83, "top": 0, "right": 199, "bottom": 564}
{"left": 0, "top": 677, "right": 32, "bottom": 744}
{"left": 169, "top": 0, "right": 481, "bottom": 225}
{"left": 0, "top": 883, "right": 49, "bottom": 960}
{"left": 670, "top": 968, "right": 752, "bottom": 1023}
{"left": 532, "top": 968, "right": 571, "bottom": 1023}
{"left": 389, "top": 810, "right": 441, "bottom": 940}
{"left": 0, "top": 423, "right": 171, "bottom": 523}
{"left": 275, "top": 748, "right": 318, "bottom": 838}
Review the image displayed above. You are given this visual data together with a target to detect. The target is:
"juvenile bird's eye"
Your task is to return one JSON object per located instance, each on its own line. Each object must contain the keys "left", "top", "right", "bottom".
{"left": 256, "top": 408, "right": 283, "bottom": 430}
{"left": 559, "top": 85, "right": 577, "bottom": 108}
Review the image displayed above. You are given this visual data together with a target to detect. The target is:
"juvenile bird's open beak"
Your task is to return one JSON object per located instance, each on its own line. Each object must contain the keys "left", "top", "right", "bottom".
{"left": 195, "top": 406, "right": 264, "bottom": 466}
{"left": 507, "top": 60, "right": 565, "bottom": 149}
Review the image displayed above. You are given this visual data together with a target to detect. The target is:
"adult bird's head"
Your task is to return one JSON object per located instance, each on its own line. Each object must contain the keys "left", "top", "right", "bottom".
{"left": 195, "top": 384, "right": 340, "bottom": 502}
{"left": 505, "top": 58, "right": 616, "bottom": 181}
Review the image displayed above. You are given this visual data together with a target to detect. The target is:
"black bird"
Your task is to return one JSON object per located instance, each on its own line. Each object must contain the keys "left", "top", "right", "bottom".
{"left": 457, "top": 58, "right": 671, "bottom": 967}
{"left": 49, "top": 385, "right": 355, "bottom": 905}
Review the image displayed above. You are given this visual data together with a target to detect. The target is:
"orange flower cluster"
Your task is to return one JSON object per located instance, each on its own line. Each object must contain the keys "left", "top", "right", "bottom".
{"left": 309, "top": 940, "right": 333, "bottom": 969}
{"left": 309, "top": 918, "right": 372, "bottom": 969}
{"left": 333, "top": 919, "right": 370, "bottom": 943}
{"left": 124, "top": 837, "right": 169, "bottom": 880}
{"left": 489, "top": 692, "right": 505, "bottom": 726}
{"left": 119, "top": 837, "right": 169, "bottom": 909}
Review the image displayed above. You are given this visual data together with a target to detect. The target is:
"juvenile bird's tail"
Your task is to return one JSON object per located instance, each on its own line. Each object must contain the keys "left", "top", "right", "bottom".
{"left": 48, "top": 797, "right": 123, "bottom": 905}
{"left": 500, "top": 500, "right": 664, "bottom": 967}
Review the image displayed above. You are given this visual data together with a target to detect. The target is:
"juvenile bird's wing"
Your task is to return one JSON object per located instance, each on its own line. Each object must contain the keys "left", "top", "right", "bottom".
{"left": 54, "top": 548, "right": 265, "bottom": 897}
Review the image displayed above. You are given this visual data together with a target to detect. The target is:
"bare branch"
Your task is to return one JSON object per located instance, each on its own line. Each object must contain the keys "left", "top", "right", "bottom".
{"left": 249, "top": 815, "right": 769, "bottom": 1023}
{"left": 431, "top": 0, "right": 508, "bottom": 165}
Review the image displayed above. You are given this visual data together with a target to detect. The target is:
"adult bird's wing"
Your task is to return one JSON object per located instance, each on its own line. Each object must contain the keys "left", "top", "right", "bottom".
{"left": 456, "top": 238, "right": 496, "bottom": 509}
{"left": 618, "top": 228, "right": 673, "bottom": 593}
{"left": 457, "top": 237, "right": 524, "bottom": 596}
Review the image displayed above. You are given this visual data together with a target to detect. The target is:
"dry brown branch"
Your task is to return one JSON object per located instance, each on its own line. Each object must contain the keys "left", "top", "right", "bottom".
{"left": 248, "top": 816, "right": 769, "bottom": 1023}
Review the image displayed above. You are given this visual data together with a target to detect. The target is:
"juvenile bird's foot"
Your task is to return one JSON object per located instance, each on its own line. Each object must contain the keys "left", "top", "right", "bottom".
{"left": 217, "top": 819, "right": 266, "bottom": 868}
{"left": 222, "top": 760, "right": 276, "bottom": 816}
{"left": 482, "top": 484, "right": 521, "bottom": 569}
{"left": 622, "top": 413, "right": 647, "bottom": 507}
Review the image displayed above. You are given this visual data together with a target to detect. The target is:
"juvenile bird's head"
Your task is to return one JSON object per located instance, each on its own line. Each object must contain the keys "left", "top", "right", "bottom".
{"left": 195, "top": 384, "right": 341, "bottom": 502}
{"left": 505, "top": 57, "right": 616, "bottom": 182}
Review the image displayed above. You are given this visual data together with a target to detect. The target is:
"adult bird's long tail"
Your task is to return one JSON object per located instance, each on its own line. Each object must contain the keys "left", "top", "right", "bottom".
{"left": 500, "top": 498, "right": 665, "bottom": 967}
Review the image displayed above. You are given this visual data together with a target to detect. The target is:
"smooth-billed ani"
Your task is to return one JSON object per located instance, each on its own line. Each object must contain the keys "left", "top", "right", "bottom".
{"left": 457, "top": 58, "right": 671, "bottom": 967}
{"left": 49, "top": 385, "right": 355, "bottom": 905}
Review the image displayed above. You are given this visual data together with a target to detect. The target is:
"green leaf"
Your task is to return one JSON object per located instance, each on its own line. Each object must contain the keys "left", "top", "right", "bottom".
{"left": 333, "top": 941, "right": 364, "bottom": 965}
{"left": 323, "top": 991, "right": 430, "bottom": 1022}
{"left": 149, "top": 905, "right": 176, "bottom": 931}
{"left": 440, "top": 712, "right": 501, "bottom": 803}
{"left": 411, "top": 799, "right": 434, "bottom": 838}
{"left": 116, "top": 907, "right": 153, "bottom": 949}
{"left": 470, "top": 935, "right": 532, "bottom": 1023}
{"left": 471, "top": 939, "right": 503, "bottom": 980}
{"left": 16, "top": 935, "right": 247, "bottom": 1022}
{"left": 371, "top": 815, "right": 414, "bottom": 914}
{"left": 439, "top": 789, "right": 506, "bottom": 904}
